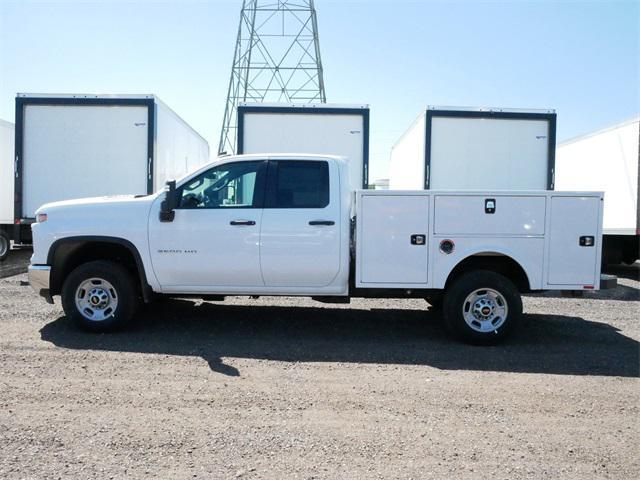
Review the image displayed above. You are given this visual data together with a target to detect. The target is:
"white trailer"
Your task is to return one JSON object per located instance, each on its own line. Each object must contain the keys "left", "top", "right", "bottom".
{"left": 236, "top": 103, "right": 369, "bottom": 190}
{"left": 555, "top": 117, "right": 639, "bottom": 264}
{"left": 389, "top": 107, "right": 556, "bottom": 191}
{"left": 0, "top": 119, "right": 15, "bottom": 260}
{"left": 12, "top": 93, "right": 210, "bottom": 243}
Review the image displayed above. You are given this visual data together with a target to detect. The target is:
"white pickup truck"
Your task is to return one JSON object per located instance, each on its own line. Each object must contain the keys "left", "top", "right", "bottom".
{"left": 28, "top": 154, "right": 614, "bottom": 344}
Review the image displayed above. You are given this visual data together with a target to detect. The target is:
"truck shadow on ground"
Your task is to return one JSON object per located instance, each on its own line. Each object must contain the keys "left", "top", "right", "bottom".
{"left": 40, "top": 300, "right": 639, "bottom": 378}
{"left": 604, "top": 262, "right": 640, "bottom": 281}
{"left": 0, "top": 249, "right": 32, "bottom": 279}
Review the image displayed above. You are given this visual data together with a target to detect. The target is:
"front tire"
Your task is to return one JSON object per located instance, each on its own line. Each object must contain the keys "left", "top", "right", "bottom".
{"left": 61, "top": 260, "right": 139, "bottom": 332}
{"left": 443, "top": 270, "right": 522, "bottom": 345}
{"left": 0, "top": 231, "right": 10, "bottom": 262}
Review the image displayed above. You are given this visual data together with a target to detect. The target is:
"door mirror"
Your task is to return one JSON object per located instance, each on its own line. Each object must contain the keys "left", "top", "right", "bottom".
{"left": 159, "top": 179, "right": 177, "bottom": 222}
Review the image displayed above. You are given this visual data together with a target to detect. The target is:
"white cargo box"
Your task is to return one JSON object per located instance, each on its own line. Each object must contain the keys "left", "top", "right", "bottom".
{"left": 555, "top": 117, "right": 639, "bottom": 236}
{"left": 0, "top": 119, "right": 14, "bottom": 225}
{"left": 236, "top": 103, "right": 369, "bottom": 191}
{"left": 14, "top": 94, "right": 210, "bottom": 220}
{"left": 389, "top": 107, "right": 556, "bottom": 191}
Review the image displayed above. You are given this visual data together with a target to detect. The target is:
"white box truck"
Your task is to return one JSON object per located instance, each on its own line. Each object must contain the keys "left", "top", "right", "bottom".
{"left": 28, "top": 154, "right": 614, "bottom": 344}
{"left": 11, "top": 94, "right": 210, "bottom": 245}
{"left": 0, "top": 119, "right": 15, "bottom": 261}
{"left": 236, "top": 103, "right": 369, "bottom": 190}
{"left": 389, "top": 107, "right": 557, "bottom": 190}
{"left": 555, "top": 117, "right": 639, "bottom": 264}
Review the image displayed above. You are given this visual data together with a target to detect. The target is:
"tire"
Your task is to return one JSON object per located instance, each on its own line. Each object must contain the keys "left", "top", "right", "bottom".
{"left": 0, "top": 231, "right": 9, "bottom": 262}
{"left": 61, "top": 260, "right": 139, "bottom": 332}
{"left": 443, "top": 270, "right": 522, "bottom": 345}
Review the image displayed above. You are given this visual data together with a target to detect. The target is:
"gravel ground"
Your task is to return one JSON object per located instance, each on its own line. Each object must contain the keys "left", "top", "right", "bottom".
{"left": 0, "top": 249, "right": 31, "bottom": 279}
{"left": 0, "top": 254, "right": 638, "bottom": 479}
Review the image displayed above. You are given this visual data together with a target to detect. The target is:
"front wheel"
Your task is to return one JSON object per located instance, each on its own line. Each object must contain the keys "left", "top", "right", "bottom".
{"left": 61, "top": 260, "right": 139, "bottom": 332}
{"left": 443, "top": 270, "right": 522, "bottom": 345}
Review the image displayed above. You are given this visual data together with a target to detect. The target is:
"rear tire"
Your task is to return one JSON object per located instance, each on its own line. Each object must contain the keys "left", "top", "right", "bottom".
{"left": 61, "top": 260, "right": 139, "bottom": 332}
{"left": 443, "top": 270, "right": 522, "bottom": 345}
{"left": 0, "top": 231, "right": 9, "bottom": 262}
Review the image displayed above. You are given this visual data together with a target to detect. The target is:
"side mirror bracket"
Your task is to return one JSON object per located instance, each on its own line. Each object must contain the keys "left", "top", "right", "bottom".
{"left": 159, "top": 180, "right": 177, "bottom": 222}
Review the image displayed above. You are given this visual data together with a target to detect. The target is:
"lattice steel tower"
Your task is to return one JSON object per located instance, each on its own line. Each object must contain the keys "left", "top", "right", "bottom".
{"left": 218, "top": 0, "right": 326, "bottom": 155}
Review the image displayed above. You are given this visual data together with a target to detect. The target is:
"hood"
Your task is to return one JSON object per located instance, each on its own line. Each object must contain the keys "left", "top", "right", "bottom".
{"left": 35, "top": 194, "right": 158, "bottom": 215}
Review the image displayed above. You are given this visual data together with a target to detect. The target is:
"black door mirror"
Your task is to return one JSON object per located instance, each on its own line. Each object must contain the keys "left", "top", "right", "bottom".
{"left": 159, "top": 179, "right": 177, "bottom": 222}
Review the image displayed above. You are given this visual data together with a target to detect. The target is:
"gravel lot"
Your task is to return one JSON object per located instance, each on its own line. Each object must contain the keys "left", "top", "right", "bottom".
{"left": 0, "top": 252, "right": 638, "bottom": 479}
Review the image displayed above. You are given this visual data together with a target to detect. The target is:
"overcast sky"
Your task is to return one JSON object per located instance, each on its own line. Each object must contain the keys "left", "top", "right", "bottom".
{"left": 1, "top": 0, "right": 638, "bottom": 180}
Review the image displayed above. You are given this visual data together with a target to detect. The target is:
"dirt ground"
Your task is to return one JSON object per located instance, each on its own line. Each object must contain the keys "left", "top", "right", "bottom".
{"left": 0, "top": 252, "right": 638, "bottom": 479}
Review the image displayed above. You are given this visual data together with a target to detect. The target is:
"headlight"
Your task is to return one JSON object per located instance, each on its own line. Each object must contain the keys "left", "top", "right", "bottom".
{"left": 36, "top": 213, "right": 48, "bottom": 223}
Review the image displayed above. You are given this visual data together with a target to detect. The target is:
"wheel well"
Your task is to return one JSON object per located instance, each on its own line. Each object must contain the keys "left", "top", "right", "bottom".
{"left": 49, "top": 239, "right": 145, "bottom": 298}
{"left": 445, "top": 253, "right": 531, "bottom": 292}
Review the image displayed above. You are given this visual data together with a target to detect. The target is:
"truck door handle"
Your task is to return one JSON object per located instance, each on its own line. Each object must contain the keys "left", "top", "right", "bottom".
{"left": 309, "top": 220, "right": 335, "bottom": 226}
{"left": 230, "top": 220, "right": 256, "bottom": 226}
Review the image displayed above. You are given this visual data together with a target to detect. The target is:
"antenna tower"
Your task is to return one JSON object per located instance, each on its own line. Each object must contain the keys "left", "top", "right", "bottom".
{"left": 218, "top": 0, "right": 326, "bottom": 155}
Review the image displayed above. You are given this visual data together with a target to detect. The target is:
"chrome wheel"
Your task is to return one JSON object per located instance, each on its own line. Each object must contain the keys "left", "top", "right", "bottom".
{"left": 462, "top": 288, "right": 508, "bottom": 333}
{"left": 75, "top": 278, "right": 119, "bottom": 322}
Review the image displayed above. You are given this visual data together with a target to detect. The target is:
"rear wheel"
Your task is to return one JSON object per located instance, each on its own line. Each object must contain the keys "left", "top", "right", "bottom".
{"left": 0, "top": 231, "right": 9, "bottom": 262}
{"left": 61, "top": 260, "right": 139, "bottom": 332}
{"left": 443, "top": 270, "right": 522, "bottom": 345}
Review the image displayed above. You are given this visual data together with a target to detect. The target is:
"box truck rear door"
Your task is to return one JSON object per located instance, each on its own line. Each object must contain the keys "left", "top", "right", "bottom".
{"left": 21, "top": 104, "right": 149, "bottom": 217}
{"left": 242, "top": 112, "right": 366, "bottom": 190}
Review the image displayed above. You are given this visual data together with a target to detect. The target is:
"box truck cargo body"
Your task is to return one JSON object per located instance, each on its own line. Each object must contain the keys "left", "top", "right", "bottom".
{"left": 0, "top": 119, "right": 15, "bottom": 260}
{"left": 555, "top": 117, "right": 639, "bottom": 264}
{"left": 0, "top": 120, "right": 14, "bottom": 226}
{"left": 12, "top": 94, "right": 209, "bottom": 243}
{"left": 389, "top": 107, "right": 556, "bottom": 191}
{"left": 236, "top": 103, "right": 369, "bottom": 190}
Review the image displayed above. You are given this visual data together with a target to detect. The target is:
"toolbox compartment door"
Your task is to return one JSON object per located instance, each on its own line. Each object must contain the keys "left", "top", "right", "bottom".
{"left": 359, "top": 194, "right": 429, "bottom": 284}
{"left": 547, "top": 196, "right": 601, "bottom": 286}
{"left": 434, "top": 195, "right": 546, "bottom": 236}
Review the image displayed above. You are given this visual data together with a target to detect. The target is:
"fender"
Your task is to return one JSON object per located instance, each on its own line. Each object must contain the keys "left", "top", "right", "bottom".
{"left": 439, "top": 243, "right": 539, "bottom": 291}
{"left": 47, "top": 235, "right": 154, "bottom": 302}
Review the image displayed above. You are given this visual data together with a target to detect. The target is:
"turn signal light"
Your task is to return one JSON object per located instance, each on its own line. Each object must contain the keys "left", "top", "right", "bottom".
{"left": 36, "top": 213, "right": 48, "bottom": 223}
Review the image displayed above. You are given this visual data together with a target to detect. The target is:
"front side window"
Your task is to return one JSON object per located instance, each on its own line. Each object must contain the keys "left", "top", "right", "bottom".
{"left": 269, "top": 161, "right": 329, "bottom": 208}
{"left": 178, "top": 161, "right": 263, "bottom": 209}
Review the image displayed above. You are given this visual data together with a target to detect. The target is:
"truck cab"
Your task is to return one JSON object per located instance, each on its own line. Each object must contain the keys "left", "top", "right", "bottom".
{"left": 28, "top": 154, "right": 612, "bottom": 345}
{"left": 149, "top": 154, "right": 351, "bottom": 295}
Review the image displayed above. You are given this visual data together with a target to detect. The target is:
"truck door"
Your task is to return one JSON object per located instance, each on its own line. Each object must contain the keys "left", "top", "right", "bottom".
{"left": 148, "top": 160, "right": 266, "bottom": 289}
{"left": 259, "top": 159, "right": 341, "bottom": 287}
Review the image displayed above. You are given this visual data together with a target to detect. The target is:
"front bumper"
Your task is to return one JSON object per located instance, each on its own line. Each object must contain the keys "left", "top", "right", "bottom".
{"left": 28, "top": 265, "right": 53, "bottom": 304}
